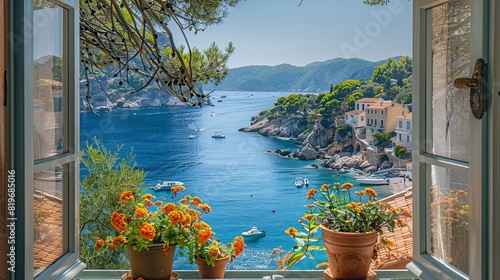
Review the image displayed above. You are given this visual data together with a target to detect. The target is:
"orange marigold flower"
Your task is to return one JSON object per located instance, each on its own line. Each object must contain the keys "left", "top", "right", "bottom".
{"left": 341, "top": 182, "right": 354, "bottom": 189}
{"left": 154, "top": 200, "right": 163, "bottom": 207}
{"left": 190, "top": 197, "right": 202, "bottom": 206}
{"left": 189, "top": 209, "right": 201, "bottom": 221}
{"left": 168, "top": 210, "right": 184, "bottom": 225}
{"left": 112, "top": 236, "right": 127, "bottom": 247}
{"left": 233, "top": 236, "right": 246, "bottom": 256}
{"left": 111, "top": 212, "right": 127, "bottom": 232}
{"left": 320, "top": 184, "right": 329, "bottom": 191}
{"left": 171, "top": 185, "right": 186, "bottom": 196}
{"left": 161, "top": 203, "right": 176, "bottom": 214}
{"left": 298, "top": 217, "right": 305, "bottom": 223}
{"left": 356, "top": 190, "right": 366, "bottom": 196}
{"left": 208, "top": 240, "right": 220, "bottom": 259}
{"left": 199, "top": 204, "right": 211, "bottom": 213}
{"left": 142, "top": 194, "right": 155, "bottom": 201}
{"left": 365, "top": 188, "right": 378, "bottom": 197}
{"left": 195, "top": 221, "right": 211, "bottom": 230}
{"left": 198, "top": 229, "right": 214, "bottom": 245}
{"left": 306, "top": 189, "right": 318, "bottom": 199}
{"left": 182, "top": 213, "right": 192, "bottom": 224}
{"left": 285, "top": 227, "right": 299, "bottom": 237}
{"left": 139, "top": 222, "right": 156, "bottom": 240}
{"left": 95, "top": 238, "right": 106, "bottom": 250}
{"left": 120, "top": 191, "right": 134, "bottom": 202}
{"left": 304, "top": 213, "right": 313, "bottom": 221}
{"left": 134, "top": 207, "right": 148, "bottom": 218}
{"left": 333, "top": 182, "right": 340, "bottom": 188}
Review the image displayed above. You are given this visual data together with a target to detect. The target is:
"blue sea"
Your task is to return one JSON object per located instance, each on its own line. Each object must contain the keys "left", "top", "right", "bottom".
{"left": 80, "top": 91, "right": 397, "bottom": 270}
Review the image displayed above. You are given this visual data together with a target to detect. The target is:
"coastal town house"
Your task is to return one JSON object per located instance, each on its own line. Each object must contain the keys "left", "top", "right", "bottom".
{"left": 344, "top": 110, "right": 366, "bottom": 139}
{"left": 394, "top": 113, "right": 412, "bottom": 150}
{"left": 355, "top": 97, "right": 380, "bottom": 111}
{"left": 365, "top": 101, "right": 409, "bottom": 146}
{"left": 3, "top": 1, "right": 500, "bottom": 280}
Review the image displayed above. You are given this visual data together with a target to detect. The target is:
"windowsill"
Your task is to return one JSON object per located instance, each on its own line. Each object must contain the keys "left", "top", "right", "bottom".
{"left": 76, "top": 269, "right": 419, "bottom": 279}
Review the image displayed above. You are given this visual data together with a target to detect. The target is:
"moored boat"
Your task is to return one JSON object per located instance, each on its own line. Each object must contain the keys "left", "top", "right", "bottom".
{"left": 242, "top": 227, "right": 266, "bottom": 239}
{"left": 356, "top": 176, "right": 390, "bottom": 185}
{"left": 294, "top": 177, "right": 304, "bottom": 187}
{"left": 304, "top": 178, "right": 309, "bottom": 187}
{"left": 151, "top": 181, "right": 184, "bottom": 191}
{"left": 212, "top": 132, "right": 225, "bottom": 138}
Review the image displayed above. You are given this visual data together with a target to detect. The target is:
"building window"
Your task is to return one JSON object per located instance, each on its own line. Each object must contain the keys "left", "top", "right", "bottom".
{"left": 407, "top": 121, "right": 411, "bottom": 130}
{"left": 381, "top": 120, "right": 384, "bottom": 127}
{"left": 399, "top": 120, "right": 403, "bottom": 128}
{"left": 374, "top": 119, "right": 377, "bottom": 126}
{"left": 381, "top": 111, "right": 384, "bottom": 115}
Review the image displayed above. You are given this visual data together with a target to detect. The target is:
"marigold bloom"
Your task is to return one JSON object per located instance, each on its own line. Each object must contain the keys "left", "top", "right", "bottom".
{"left": 285, "top": 227, "right": 299, "bottom": 236}
{"left": 341, "top": 182, "right": 354, "bottom": 189}
{"left": 384, "top": 239, "right": 396, "bottom": 250}
{"left": 142, "top": 194, "right": 155, "bottom": 201}
{"left": 304, "top": 213, "right": 313, "bottom": 221}
{"left": 182, "top": 213, "right": 192, "bottom": 224}
{"left": 190, "top": 197, "right": 202, "bottom": 206}
{"left": 154, "top": 200, "right": 163, "bottom": 207}
{"left": 168, "top": 210, "right": 184, "bottom": 225}
{"left": 198, "top": 229, "right": 214, "bottom": 245}
{"left": 208, "top": 241, "right": 221, "bottom": 259}
{"left": 199, "top": 204, "right": 211, "bottom": 213}
{"left": 161, "top": 203, "right": 176, "bottom": 214}
{"left": 111, "top": 212, "right": 127, "bottom": 232}
{"left": 356, "top": 190, "right": 366, "bottom": 196}
{"left": 334, "top": 182, "right": 340, "bottom": 188}
{"left": 139, "top": 222, "right": 156, "bottom": 240}
{"left": 110, "top": 235, "right": 127, "bottom": 249}
{"left": 306, "top": 189, "right": 318, "bottom": 199}
{"left": 171, "top": 185, "right": 186, "bottom": 196}
{"left": 95, "top": 238, "right": 106, "bottom": 250}
{"left": 195, "top": 221, "right": 211, "bottom": 230}
{"left": 120, "top": 191, "right": 134, "bottom": 202}
{"left": 233, "top": 236, "right": 245, "bottom": 256}
{"left": 365, "top": 188, "right": 378, "bottom": 197}
{"left": 188, "top": 209, "right": 201, "bottom": 222}
{"left": 320, "top": 184, "right": 329, "bottom": 191}
{"left": 134, "top": 207, "right": 148, "bottom": 218}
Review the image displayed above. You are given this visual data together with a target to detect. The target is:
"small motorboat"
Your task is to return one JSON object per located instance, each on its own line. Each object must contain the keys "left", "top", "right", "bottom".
{"left": 194, "top": 127, "right": 202, "bottom": 132}
{"left": 210, "top": 112, "right": 215, "bottom": 117}
{"left": 151, "top": 181, "right": 184, "bottom": 191}
{"left": 356, "top": 176, "right": 390, "bottom": 185}
{"left": 212, "top": 132, "right": 225, "bottom": 138}
{"left": 304, "top": 178, "right": 309, "bottom": 187}
{"left": 188, "top": 135, "right": 196, "bottom": 139}
{"left": 242, "top": 227, "right": 266, "bottom": 239}
{"left": 294, "top": 177, "right": 304, "bottom": 187}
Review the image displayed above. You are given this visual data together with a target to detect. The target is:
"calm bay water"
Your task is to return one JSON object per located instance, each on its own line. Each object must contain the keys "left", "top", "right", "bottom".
{"left": 80, "top": 91, "right": 397, "bottom": 270}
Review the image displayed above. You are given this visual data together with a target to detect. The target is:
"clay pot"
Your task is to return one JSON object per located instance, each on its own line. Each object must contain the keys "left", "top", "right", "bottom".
{"left": 195, "top": 256, "right": 230, "bottom": 279}
{"left": 127, "top": 244, "right": 176, "bottom": 280}
{"left": 320, "top": 224, "right": 378, "bottom": 280}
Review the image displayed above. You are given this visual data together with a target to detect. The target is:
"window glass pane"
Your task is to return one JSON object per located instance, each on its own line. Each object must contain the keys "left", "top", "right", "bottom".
{"left": 34, "top": 166, "right": 65, "bottom": 276}
{"left": 430, "top": 165, "right": 469, "bottom": 274}
{"left": 33, "top": 2, "right": 64, "bottom": 161}
{"left": 428, "top": 1, "right": 470, "bottom": 162}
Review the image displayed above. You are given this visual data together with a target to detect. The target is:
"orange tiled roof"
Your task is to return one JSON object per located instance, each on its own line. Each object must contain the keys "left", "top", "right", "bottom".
{"left": 33, "top": 190, "right": 63, "bottom": 272}
{"left": 345, "top": 110, "right": 363, "bottom": 115}
{"left": 397, "top": 113, "right": 413, "bottom": 119}
{"left": 371, "top": 188, "right": 413, "bottom": 269}
{"left": 366, "top": 102, "right": 393, "bottom": 110}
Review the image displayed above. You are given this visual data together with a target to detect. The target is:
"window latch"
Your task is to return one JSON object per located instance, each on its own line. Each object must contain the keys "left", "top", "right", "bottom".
{"left": 454, "top": 58, "right": 486, "bottom": 119}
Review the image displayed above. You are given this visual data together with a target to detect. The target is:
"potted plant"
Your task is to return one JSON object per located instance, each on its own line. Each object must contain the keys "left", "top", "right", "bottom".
{"left": 276, "top": 182, "right": 411, "bottom": 279}
{"left": 187, "top": 233, "right": 246, "bottom": 279}
{"left": 94, "top": 186, "right": 212, "bottom": 280}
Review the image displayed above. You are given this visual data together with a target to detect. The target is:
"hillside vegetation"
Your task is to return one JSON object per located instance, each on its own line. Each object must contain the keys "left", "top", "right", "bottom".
{"left": 204, "top": 57, "right": 402, "bottom": 92}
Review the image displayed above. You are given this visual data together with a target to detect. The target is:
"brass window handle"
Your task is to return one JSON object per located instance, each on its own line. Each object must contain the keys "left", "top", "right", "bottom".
{"left": 454, "top": 58, "right": 486, "bottom": 119}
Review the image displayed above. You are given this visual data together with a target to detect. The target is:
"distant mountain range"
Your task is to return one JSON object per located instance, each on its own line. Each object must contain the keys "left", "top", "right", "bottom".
{"left": 204, "top": 57, "right": 403, "bottom": 93}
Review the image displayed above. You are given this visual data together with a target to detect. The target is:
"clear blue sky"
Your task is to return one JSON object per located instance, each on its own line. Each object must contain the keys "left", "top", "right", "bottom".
{"left": 176, "top": 0, "right": 413, "bottom": 68}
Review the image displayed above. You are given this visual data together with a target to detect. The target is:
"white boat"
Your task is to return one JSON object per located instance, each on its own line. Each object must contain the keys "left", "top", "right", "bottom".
{"left": 194, "top": 127, "right": 202, "bottom": 132}
{"left": 294, "top": 177, "right": 304, "bottom": 187}
{"left": 210, "top": 112, "right": 215, "bottom": 116}
{"left": 188, "top": 135, "right": 195, "bottom": 139}
{"left": 151, "top": 181, "right": 184, "bottom": 191}
{"left": 212, "top": 132, "right": 225, "bottom": 138}
{"left": 242, "top": 227, "right": 266, "bottom": 239}
{"left": 356, "top": 176, "right": 390, "bottom": 185}
{"left": 304, "top": 178, "right": 309, "bottom": 187}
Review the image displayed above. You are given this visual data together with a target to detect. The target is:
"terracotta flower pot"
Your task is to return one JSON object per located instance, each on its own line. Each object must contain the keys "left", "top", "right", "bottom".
{"left": 195, "top": 256, "right": 230, "bottom": 279}
{"left": 320, "top": 224, "right": 378, "bottom": 280}
{"left": 128, "top": 244, "right": 176, "bottom": 280}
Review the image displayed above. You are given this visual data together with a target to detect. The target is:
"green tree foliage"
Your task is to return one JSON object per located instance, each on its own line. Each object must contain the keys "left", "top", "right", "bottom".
{"left": 372, "top": 132, "right": 392, "bottom": 149}
{"left": 274, "top": 94, "right": 309, "bottom": 114}
{"left": 394, "top": 88, "right": 413, "bottom": 105}
{"left": 371, "top": 56, "right": 412, "bottom": 89}
{"left": 316, "top": 80, "right": 361, "bottom": 116}
{"left": 336, "top": 124, "right": 351, "bottom": 138}
{"left": 346, "top": 91, "right": 364, "bottom": 110}
{"left": 79, "top": 138, "right": 146, "bottom": 269}
{"left": 393, "top": 145, "right": 410, "bottom": 159}
{"left": 78, "top": 0, "right": 240, "bottom": 107}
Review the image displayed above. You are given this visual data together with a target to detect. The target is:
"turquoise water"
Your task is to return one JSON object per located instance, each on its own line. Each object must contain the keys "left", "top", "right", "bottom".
{"left": 80, "top": 91, "right": 396, "bottom": 270}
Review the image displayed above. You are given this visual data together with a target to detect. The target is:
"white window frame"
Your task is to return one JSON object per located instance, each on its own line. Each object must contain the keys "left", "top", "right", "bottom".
{"left": 9, "top": 0, "right": 85, "bottom": 278}
{"left": 408, "top": 0, "right": 489, "bottom": 279}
